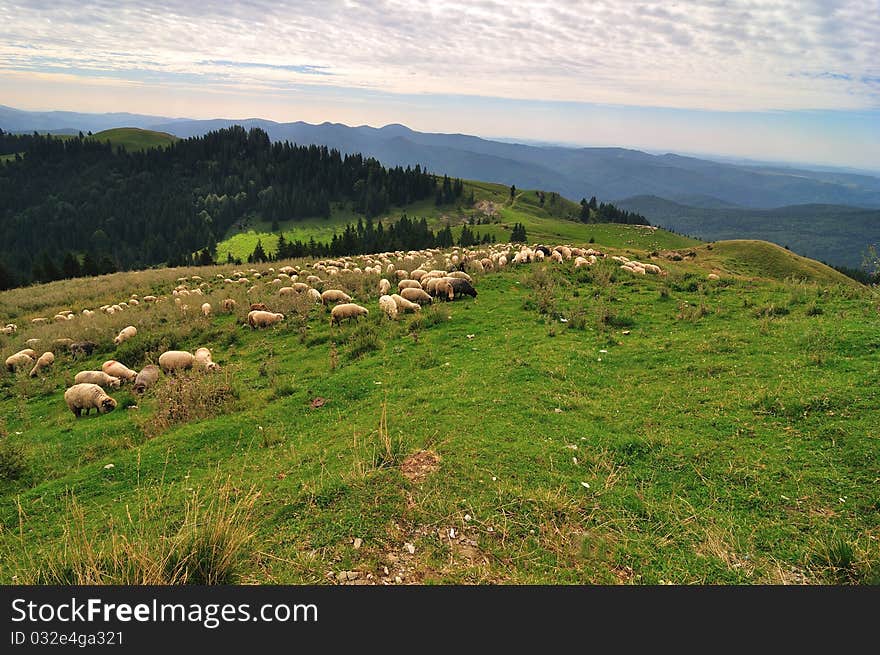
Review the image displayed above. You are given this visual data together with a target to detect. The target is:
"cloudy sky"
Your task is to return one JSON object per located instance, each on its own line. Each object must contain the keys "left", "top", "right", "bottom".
{"left": 1, "top": 0, "right": 878, "bottom": 169}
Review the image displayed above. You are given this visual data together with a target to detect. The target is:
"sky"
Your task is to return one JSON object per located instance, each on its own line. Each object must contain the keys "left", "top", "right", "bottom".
{"left": 0, "top": 0, "right": 878, "bottom": 169}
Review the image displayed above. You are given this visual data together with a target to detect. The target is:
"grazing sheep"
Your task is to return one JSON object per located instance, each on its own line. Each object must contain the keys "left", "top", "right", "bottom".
{"left": 249, "top": 302, "right": 270, "bottom": 311}
{"left": 25, "top": 338, "right": 40, "bottom": 348}
{"left": 114, "top": 325, "right": 137, "bottom": 345}
{"left": 69, "top": 341, "right": 97, "bottom": 358}
{"left": 447, "top": 271, "right": 472, "bottom": 281}
{"left": 410, "top": 269, "right": 427, "bottom": 281}
{"left": 52, "top": 338, "right": 74, "bottom": 350}
{"left": 194, "top": 347, "right": 220, "bottom": 372}
{"left": 379, "top": 295, "right": 399, "bottom": 320}
{"left": 321, "top": 289, "right": 352, "bottom": 305}
{"left": 378, "top": 278, "right": 392, "bottom": 295}
{"left": 330, "top": 303, "right": 370, "bottom": 326}
{"left": 142, "top": 295, "right": 158, "bottom": 303}
{"left": 158, "top": 350, "right": 195, "bottom": 373}
{"left": 133, "top": 365, "right": 160, "bottom": 393}
{"left": 307, "top": 288, "right": 322, "bottom": 304}
{"left": 400, "top": 287, "right": 432, "bottom": 305}
{"left": 279, "top": 286, "right": 296, "bottom": 296}
{"left": 74, "top": 370, "right": 122, "bottom": 389}
{"left": 390, "top": 294, "right": 421, "bottom": 313}
{"left": 247, "top": 310, "right": 285, "bottom": 328}
{"left": 5, "top": 351, "right": 35, "bottom": 373}
{"left": 394, "top": 269, "right": 409, "bottom": 280}
{"left": 221, "top": 298, "right": 237, "bottom": 312}
{"left": 64, "top": 383, "right": 117, "bottom": 417}
{"left": 574, "top": 256, "right": 589, "bottom": 268}
{"left": 31, "top": 317, "right": 48, "bottom": 325}
{"left": 101, "top": 360, "right": 137, "bottom": 382}
{"left": 28, "top": 351, "right": 54, "bottom": 377}
{"left": 448, "top": 278, "right": 478, "bottom": 298}
{"left": 707, "top": 273, "right": 720, "bottom": 281}
{"left": 292, "top": 282, "right": 310, "bottom": 293}
{"left": 201, "top": 302, "right": 212, "bottom": 317}
{"left": 433, "top": 279, "right": 454, "bottom": 301}
{"left": 398, "top": 279, "right": 422, "bottom": 291}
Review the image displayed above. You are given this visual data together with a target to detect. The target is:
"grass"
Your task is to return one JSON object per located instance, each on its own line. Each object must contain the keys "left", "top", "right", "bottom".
{"left": 0, "top": 237, "right": 878, "bottom": 585}
{"left": 88, "top": 128, "right": 177, "bottom": 152}
{"left": 215, "top": 179, "right": 700, "bottom": 262}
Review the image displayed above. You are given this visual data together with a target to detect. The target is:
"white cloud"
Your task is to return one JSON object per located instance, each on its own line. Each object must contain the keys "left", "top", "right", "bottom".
{"left": 0, "top": 0, "right": 877, "bottom": 111}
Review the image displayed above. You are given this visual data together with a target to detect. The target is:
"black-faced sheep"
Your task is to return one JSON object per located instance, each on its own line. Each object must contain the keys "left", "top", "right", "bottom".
{"left": 74, "top": 370, "right": 123, "bottom": 389}
{"left": 330, "top": 303, "right": 369, "bottom": 326}
{"left": 133, "top": 365, "right": 160, "bottom": 393}
{"left": 64, "top": 383, "right": 117, "bottom": 417}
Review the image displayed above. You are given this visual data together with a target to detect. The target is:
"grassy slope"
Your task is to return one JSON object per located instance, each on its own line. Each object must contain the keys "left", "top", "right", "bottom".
{"left": 0, "top": 237, "right": 877, "bottom": 585}
{"left": 217, "top": 180, "right": 700, "bottom": 262}
{"left": 89, "top": 127, "right": 177, "bottom": 152}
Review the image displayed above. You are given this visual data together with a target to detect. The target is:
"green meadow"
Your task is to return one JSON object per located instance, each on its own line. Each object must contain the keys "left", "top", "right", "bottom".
{"left": 0, "top": 234, "right": 876, "bottom": 585}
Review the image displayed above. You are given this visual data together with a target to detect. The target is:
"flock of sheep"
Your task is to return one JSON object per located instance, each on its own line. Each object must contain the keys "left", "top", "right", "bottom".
{"left": 2, "top": 241, "right": 666, "bottom": 420}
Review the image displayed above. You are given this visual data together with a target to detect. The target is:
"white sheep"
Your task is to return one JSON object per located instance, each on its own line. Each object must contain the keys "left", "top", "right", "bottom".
{"left": 321, "top": 289, "right": 352, "bottom": 305}
{"left": 378, "top": 278, "right": 392, "bottom": 295}
{"left": 330, "top": 303, "right": 369, "bottom": 326}
{"left": 400, "top": 287, "right": 432, "bottom": 305}
{"left": 64, "top": 383, "right": 117, "bottom": 417}
{"left": 390, "top": 294, "right": 421, "bottom": 314}
{"left": 74, "top": 370, "right": 122, "bottom": 389}
{"left": 247, "top": 310, "right": 285, "bottom": 328}
{"left": 201, "top": 302, "right": 212, "bottom": 317}
{"left": 114, "top": 325, "right": 137, "bottom": 345}
{"left": 28, "top": 351, "right": 54, "bottom": 377}
{"left": 194, "top": 347, "right": 220, "bottom": 372}
{"left": 158, "top": 350, "right": 195, "bottom": 373}
{"left": 379, "top": 295, "right": 398, "bottom": 320}
{"left": 133, "top": 365, "right": 160, "bottom": 393}
{"left": 101, "top": 360, "right": 137, "bottom": 382}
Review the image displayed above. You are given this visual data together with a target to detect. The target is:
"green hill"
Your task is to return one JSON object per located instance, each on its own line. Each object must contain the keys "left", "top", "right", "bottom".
{"left": 1, "top": 238, "right": 877, "bottom": 585}
{"left": 89, "top": 127, "right": 177, "bottom": 151}
{"left": 217, "top": 179, "right": 699, "bottom": 263}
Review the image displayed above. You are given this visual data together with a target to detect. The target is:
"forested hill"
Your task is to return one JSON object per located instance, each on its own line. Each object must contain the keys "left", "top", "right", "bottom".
{"left": 0, "top": 126, "right": 442, "bottom": 289}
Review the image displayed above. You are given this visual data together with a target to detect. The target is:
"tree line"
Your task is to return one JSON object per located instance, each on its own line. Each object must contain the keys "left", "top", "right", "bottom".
{"left": 0, "top": 126, "right": 457, "bottom": 289}
{"left": 243, "top": 214, "right": 505, "bottom": 264}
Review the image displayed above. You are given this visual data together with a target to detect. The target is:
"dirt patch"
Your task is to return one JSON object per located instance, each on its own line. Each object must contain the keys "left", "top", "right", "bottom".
{"left": 400, "top": 449, "right": 440, "bottom": 483}
{"left": 309, "top": 396, "right": 326, "bottom": 409}
{"left": 475, "top": 200, "right": 499, "bottom": 217}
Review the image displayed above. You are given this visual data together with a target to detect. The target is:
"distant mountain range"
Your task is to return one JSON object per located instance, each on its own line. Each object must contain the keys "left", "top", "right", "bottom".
{"left": 616, "top": 196, "right": 880, "bottom": 268}
{"left": 3, "top": 105, "right": 879, "bottom": 211}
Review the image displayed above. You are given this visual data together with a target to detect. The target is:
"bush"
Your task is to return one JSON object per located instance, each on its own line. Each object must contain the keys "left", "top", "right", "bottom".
{"left": 346, "top": 322, "right": 383, "bottom": 360}
{"left": 0, "top": 439, "right": 27, "bottom": 481}
{"left": 139, "top": 370, "right": 238, "bottom": 438}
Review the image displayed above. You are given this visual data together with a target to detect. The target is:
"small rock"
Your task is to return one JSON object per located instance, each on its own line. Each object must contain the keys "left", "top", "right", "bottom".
{"left": 353, "top": 538, "right": 363, "bottom": 549}
{"left": 581, "top": 482, "right": 590, "bottom": 489}
{"left": 466, "top": 334, "right": 475, "bottom": 339}
{"left": 554, "top": 408, "right": 563, "bottom": 414}
{"left": 464, "top": 514, "right": 472, "bottom": 522}
{"left": 449, "top": 528, "right": 456, "bottom": 539}
{"left": 336, "top": 570, "right": 361, "bottom": 582}
{"left": 103, "top": 463, "right": 115, "bottom": 470}
{"left": 383, "top": 566, "right": 389, "bottom": 575}
{"left": 394, "top": 575, "right": 402, "bottom": 584}
{"left": 404, "top": 542, "right": 415, "bottom": 555}
{"left": 622, "top": 330, "right": 631, "bottom": 335}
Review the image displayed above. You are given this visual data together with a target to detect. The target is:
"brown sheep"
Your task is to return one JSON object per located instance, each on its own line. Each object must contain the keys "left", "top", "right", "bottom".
{"left": 5, "top": 351, "right": 35, "bottom": 373}
{"left": 64, "top": 383, "right": 117, "bottom": 417}
{"left": 114, "top": 325, "right": 137, "bottom": 345}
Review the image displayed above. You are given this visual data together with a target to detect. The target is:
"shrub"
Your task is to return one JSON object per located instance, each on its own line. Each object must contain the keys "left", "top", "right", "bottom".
{"left": 0, "top": 439, "right": 27, "bottom": 481}
{"left": 139, "top": 370, "right": 238, "bottom": 438}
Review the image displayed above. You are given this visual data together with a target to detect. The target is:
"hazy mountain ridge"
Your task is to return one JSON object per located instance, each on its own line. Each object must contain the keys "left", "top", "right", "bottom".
{"left": 3, "top": 105, "right": 879, "bottom": 210}
{"left": 617, "top": 195, "right": 880, "bottom": 267}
